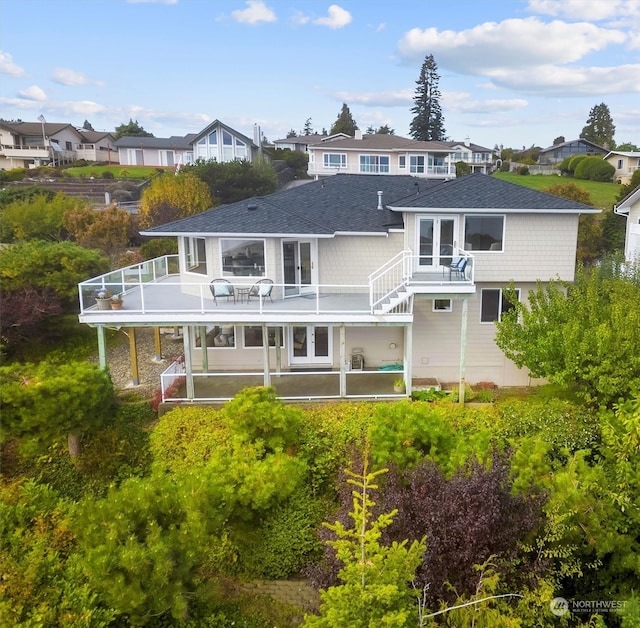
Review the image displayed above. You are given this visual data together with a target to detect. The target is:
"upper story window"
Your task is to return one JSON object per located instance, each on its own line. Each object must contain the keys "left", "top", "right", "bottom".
{"left": 323, "top": 153, "right": 347, "bottom": 169}
{"left": 359, "top": 155, "right": 390, "bottom": 173}
{"left": 410, "top": 155, "right": 425, "bottom": 173}
{"left": 222, "top": 130, "right": 233, "bottom": 161}
{"left": 185, "top": 237, "right": 207, "bottom": 274}
{"left": 464, "top": 215, "right": 504, "bottom": 251}
{"left": 208, "top": 130, "right": 217, "bottom": 144}
{"left": 480, "top": 288, "right": 520, "bottom": 323}
{"left": 617, "top": 159, "right": 624, "bottom": 170}
{"left": 221, "top": 238, "right": 265, "bottom": 277}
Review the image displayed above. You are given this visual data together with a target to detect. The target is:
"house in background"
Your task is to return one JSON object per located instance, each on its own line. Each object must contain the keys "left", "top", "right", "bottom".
{"left": 272, "top": 133, "right": 348, "bottom": 152}
{"left": 604, "top": 150, "right": 640, "bottom": 185}
{"left": 115, "top": 134, "right": 197, "bottom": 167}
{"left": 538, "top": 138, "right": 608, "bottom": 165}
{"left": 441, "top": 139, "right": 495, "bottom": 174}
{"left": 77, "top": 173, "right": 598, "bottom": 404}
{"left": 0, "top": 120, "right": 118, "bottom": 169}
{"left": 614, "top": 186, "right": 640, "bottom": 262}
{"left": 116, "top": 120, "right": 260, "bottom": 168}
{"left": 306, "top": 131, "right": 456, "bottom": 179}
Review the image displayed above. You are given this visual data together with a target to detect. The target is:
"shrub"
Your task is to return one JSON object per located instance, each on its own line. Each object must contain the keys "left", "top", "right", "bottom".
{"left": 568, "top": 154, "right": 588, "bottom": 174}
{"left": 499, "top": 160, "right": 510, "bottom": 172}
{"left": 101, "top": 170, "right": 114, "bottom": 179}
{"left": 0, "top": 167, "right": 28, "bottom": 182}
{"left": 574, "top": 156, "right": 615, "bottom": 182}
{"left": 140, "top": 236, "right": 179, "bottom": 259}
{"left": 517, "top": 165, "right": 530, "bottom": 175}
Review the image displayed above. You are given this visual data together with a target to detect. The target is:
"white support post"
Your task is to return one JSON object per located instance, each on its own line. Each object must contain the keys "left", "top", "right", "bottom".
{"left": 97, "top": 325, "right": 107, "bottom": 370}
{"left": 459, "top": 298, "right": 468, "bottom": 404}
{"left": 182, "top": 326, "right": 195, "bottom": 400}
{"left": 404, "top": 323, "right": 412, "bottom": 396}
{"left": 262, "top": 324, "right": 271, "bottom": 387}
{"left": 339, "top": 325, "right": 346, "bottom": 397}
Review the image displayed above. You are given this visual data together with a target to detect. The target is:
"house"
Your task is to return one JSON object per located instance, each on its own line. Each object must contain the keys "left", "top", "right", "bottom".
{"left": 440, "top": 139, "right": 495, "bottom": 174}
{"left": 614, "top": 185, "right": 640, "bottom": 262}
{"left": 77, "top": 173, "right": 599, "bottom": 404}
{"left": 538, "top": 138, "right": 608, "bottom": 165}
{"left": 273, "top": 133, "right": 350, "bottom": 153}
{"left": 116, "top": 120, "right": 260, "bottom": 168}
{"left": 604, "top": 150, "right": 640, "bottom": 185}
{"left": 115, "top": 135, "right": 197, "bottom": 167}
{"left": 0, "top": 121, "right": 119, "bottom": 169}
{"left": 306, "top": 131, "right": 457, "bottom": 179}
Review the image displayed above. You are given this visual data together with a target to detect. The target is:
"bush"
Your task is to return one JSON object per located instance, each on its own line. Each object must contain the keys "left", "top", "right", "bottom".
{"left": 574, "top": 156, "right": 615, "bottom": 182}
{"left": 499, "top": 160, "right": 510, "bottom": 172}
{"left": 517, "top": 165, "right": 530, "bottom": 175}
{"left": 568, "top": 154, "right": 588, "bottom": 174}
{"left": 0, "top": 167, "right": 28, "bottom": 182}
{"left": 101, "top": 170, "right": 114, "bottom": 179}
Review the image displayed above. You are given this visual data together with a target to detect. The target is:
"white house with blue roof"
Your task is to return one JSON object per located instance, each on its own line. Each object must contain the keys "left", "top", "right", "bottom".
{"left": 77, "top": 173, "right": 599, "bottom": 403}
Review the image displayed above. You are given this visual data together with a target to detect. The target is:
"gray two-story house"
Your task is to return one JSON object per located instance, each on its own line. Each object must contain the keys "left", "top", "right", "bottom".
{"left": 78, "top": 173, "right": 598, "bottom": 403}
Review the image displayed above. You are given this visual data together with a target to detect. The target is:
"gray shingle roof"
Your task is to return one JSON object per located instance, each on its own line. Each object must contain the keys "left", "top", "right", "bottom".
{"left": 393, "top": 172, "right": 598, "bottom": 211}
{"left": 143, "top": 173, "right": 598, "bottom": 237}
{"left": 114, "top": 135, "right": 194, "bottom": 149}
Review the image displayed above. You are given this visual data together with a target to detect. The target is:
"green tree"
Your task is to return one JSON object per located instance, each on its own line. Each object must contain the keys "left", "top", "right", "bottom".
{"left": 409, "top": 54, "right": 446, "bottom": 141}
{"left": 330, "top": 103, "right": 358, "bottom": 136}
{"left": 553, "top": 136, "right": 565, "bottom": 145}
{"left": 616, "top": 141, "right": 639, "bottom": 152}
{"left": 574, "top": 155, "right": 615, "bottom": 182}
{"left": 543, "top": 182, "right": 592, "bottom": 205}
{"left": 82, "top": 119, "right": 94, "bottom": 131}
{"left": 138, "top": 172, "right": 213, "bottom": 228}
{"left": 114, "top": 118, "right": 153, "bottom": 140}
{"left": 286, "top": 128, "right": 298, "bottom": 138}
{"left": 185, "top": 157, "right": 277, "bottom": 205}
{"left": 366, "top": 125, "right": 395, "bottom": 135}
{"left": 616, "top": 168, "right": 640, "bottom": 202}
{"left": 304, "top": 460, "right": 425, "bottom": 627}
{"left": 303, "top": 118, "right": 313, "bottom": 136}
{"left": 0, "top": 192, "right": 83, "bottom": 242}
{"left": 0, "top": 361, "right": 117, "bottom": 457}
{"left": 495, "top": 259, "right": 640, "bottom": 406}
{"left": 580, "top": 103, "right": 616, "bottom": 148}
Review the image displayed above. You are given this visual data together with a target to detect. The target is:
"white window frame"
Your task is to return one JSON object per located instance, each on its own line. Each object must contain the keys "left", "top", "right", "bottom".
{"left": 480, "top": 288, "right": 520, "bottom": 323}
{"left": 398, "top": 155, "right": 406, "bottom": 170}
{"left": 184, "top": 237, "right": 207, "bottom": 274}
{"left": 323, "top": 153, "right": 347, "bottom": 169}
{"left": 432, "top": 299, "right": 452, "bottom": 312}
{"left": 359, "top": 154, "right": 390, "bottom": 173}
{"left": 410, "top": 155, "right": 425, "bottom": 174}
{"left": 464, "top": 215, "right": 505, "bottom": 252}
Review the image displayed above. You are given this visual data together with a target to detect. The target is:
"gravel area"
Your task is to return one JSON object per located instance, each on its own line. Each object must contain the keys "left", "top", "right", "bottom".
{"left": 90, "top": 327, "right": 184, "bottom": 399}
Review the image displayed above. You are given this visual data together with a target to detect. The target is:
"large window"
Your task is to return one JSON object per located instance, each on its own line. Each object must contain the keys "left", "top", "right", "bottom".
{"left": 410, "top": 155, "right": 425, "bottom": 173}
{"left": 480, "top": 288, "right": 519, "bottom": 323}
{"left": 464, "top": 215, "right": 504, "bottom": 251}
{"left": 244, "top": 326, "right": 284, "bottom": 348}
{"left": 221, "top": 239, "right": 265, "bottom": 276}
{"left": 359, "top": 155, "right": 390, "bottom": 173}
{"left": 185, "top": 237, "right": 207, "bottom": 274}
{"left": 323, "top": 153, "right": 347, "bottom": 169}
{"left": 398, "top": 155, "right": 406, "bottom": 169}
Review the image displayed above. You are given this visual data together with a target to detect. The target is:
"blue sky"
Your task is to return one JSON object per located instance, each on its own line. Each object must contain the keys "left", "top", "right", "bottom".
{"left": 1, "top": 0, "right": 638, "bottom": 149}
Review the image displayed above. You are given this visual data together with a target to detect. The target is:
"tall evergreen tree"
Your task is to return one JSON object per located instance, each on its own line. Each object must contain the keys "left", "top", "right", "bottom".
{"left": 409, "top": 54, "right": 446, "bottom": 141}
{"left": 330, "top": 103, "right": 357, "bottom": 136}
{"left": 303, "top": 118, "right": 313, "bottom": 136}
{"left": 580, "top": 103, "right": 616, "bottom": 148}
{"left": 114, "top": 118, "right": 154, "bottom": 140}
{"left": 82, "top": 119, "right": 94, "bottom": 131}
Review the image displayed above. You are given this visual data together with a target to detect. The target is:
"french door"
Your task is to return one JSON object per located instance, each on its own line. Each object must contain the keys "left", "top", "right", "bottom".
{"left": 289, "top": 326, "right": 332, "bottom": 365}
{"left": 283, "top": 239, "right": 317, "bottom": 296}
{"left": 417, "top": 216, "right": 457, "bottom": 270}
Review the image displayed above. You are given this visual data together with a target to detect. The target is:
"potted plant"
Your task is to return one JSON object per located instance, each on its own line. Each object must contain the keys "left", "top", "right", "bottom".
{"left": 393, "top": 378, "right": 406, "bottom": 394}
{"left": 110, "top": 294, "right": 124, "bottom": 310}
{"left": 93, "top": 289, "right": 113, "bottom": 310}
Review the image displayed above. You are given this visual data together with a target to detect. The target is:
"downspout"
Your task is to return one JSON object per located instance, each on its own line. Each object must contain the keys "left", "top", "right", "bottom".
{"left": 459, "top": 298, "right": 468, "bottom": 404}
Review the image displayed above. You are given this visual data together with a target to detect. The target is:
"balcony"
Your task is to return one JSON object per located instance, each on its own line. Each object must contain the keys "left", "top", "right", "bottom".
{"left": 1, "top": 143, "right": 50, "bottom": 159}
{"left": 77, "top": 252, "right": 475, "bottom": 326}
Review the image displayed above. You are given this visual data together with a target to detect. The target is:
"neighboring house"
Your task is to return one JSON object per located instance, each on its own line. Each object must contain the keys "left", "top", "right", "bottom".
{"left": 116, "top": 120, "right": 260, "bottom": 168}
{"left": 307, "top": 131, "right": 457, "bottom": 179}
{"left": 78, "top": 173, "right": 598, "bottom": 404}
{"left": 441, "top": 139, "right": 495, "bottom": 174}
{"left": 273, "top": 133, "right": 350, "bottom": 152}
{"left": 614, "top": 185, "right": 640, "bottom": 262}
{"left": 75, "top": 129, "right": 119, "bottom": 164}
{"left": 0, "top": 120, "right": 84, "bottom": 169}
{"left": 538, "top": 138, "right": 608, "bottom": 165}
{"left": 604, "top": 150, "right": 640, "bottom": 185}
{"left": 115, "top": 134, "right": 197, "bottom": 167}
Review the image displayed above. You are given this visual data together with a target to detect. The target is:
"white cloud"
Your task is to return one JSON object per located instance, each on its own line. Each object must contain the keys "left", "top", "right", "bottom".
{"left": 231, "top": 1, "right": 276, "bottom": 25}
{"left": 397, "top": 18, "right": 627, "bottom": 70}
{"left": 313, "top": 5, "right": 352, "bottom": 29}
{"left": 17, "top": 85, "right": 47, "bottom": 101}
{"left": 0, "top": 51, "right": 27, "bottom": 77}
{"left": 527, "top": 0, "right": 639, "bottom": 21}
{"left": 449, "top": 97, "right": 529, "bottom": 115}
{"left": 52, "top": 68, "right": 91, "bottom": 86}
{"left": 291, "top": 10, "right": 310, "bottom": 26}
{"left": 332, "top": 88, "right": 413, "bottom": 107}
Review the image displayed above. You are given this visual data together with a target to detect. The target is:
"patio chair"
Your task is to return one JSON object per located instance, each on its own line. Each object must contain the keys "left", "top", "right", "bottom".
{"left": 446, "top": 257, "right": 468, "bottom": 280}
{"left": 248, "top": 278, "right": 274, "bottom": 302}
{"left": 210, "top": 278, "right": 235, "bottom": 304}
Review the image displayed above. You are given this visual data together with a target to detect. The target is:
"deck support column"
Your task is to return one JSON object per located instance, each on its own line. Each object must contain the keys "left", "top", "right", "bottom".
{"left": 183, "top": 326, "right": 195, "bottom": 400}
{"left": 152, "top": 326, "right": 163, "bottom": 363}
{"left": 459, "top": 297, "right": 468, "bottom": 404}
{"left": 96, "top": 325, "right": 107, "bottom": 370}
{"left": 199, "top": 326, "right": 209, "bottom": 372}
{"left": 128, "top": 327, "right": 139, "bottom": 386}
{"left": 262, "top": 324, "right": 271, "bottom": 387}
{"left": 339, "top": 325, "right": 346, "bottom": 397}
{"left": 275, "top": 327, "right": 282, "bottom": 375}
{"left": 404, "top": 323, "right": 412, "bottom": 397}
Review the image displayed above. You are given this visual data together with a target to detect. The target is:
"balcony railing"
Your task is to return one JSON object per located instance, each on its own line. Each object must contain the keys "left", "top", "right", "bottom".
{"left": 78, "top": 252, "right": 474, "bottom": 318}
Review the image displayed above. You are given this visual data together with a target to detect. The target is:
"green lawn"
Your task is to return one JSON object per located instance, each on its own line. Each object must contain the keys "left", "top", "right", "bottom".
{"left": 63, "top": 165, "right": 164, "bottom": 179}
{"left": 492, "top": 171, "right": 621, "bottom": 210}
